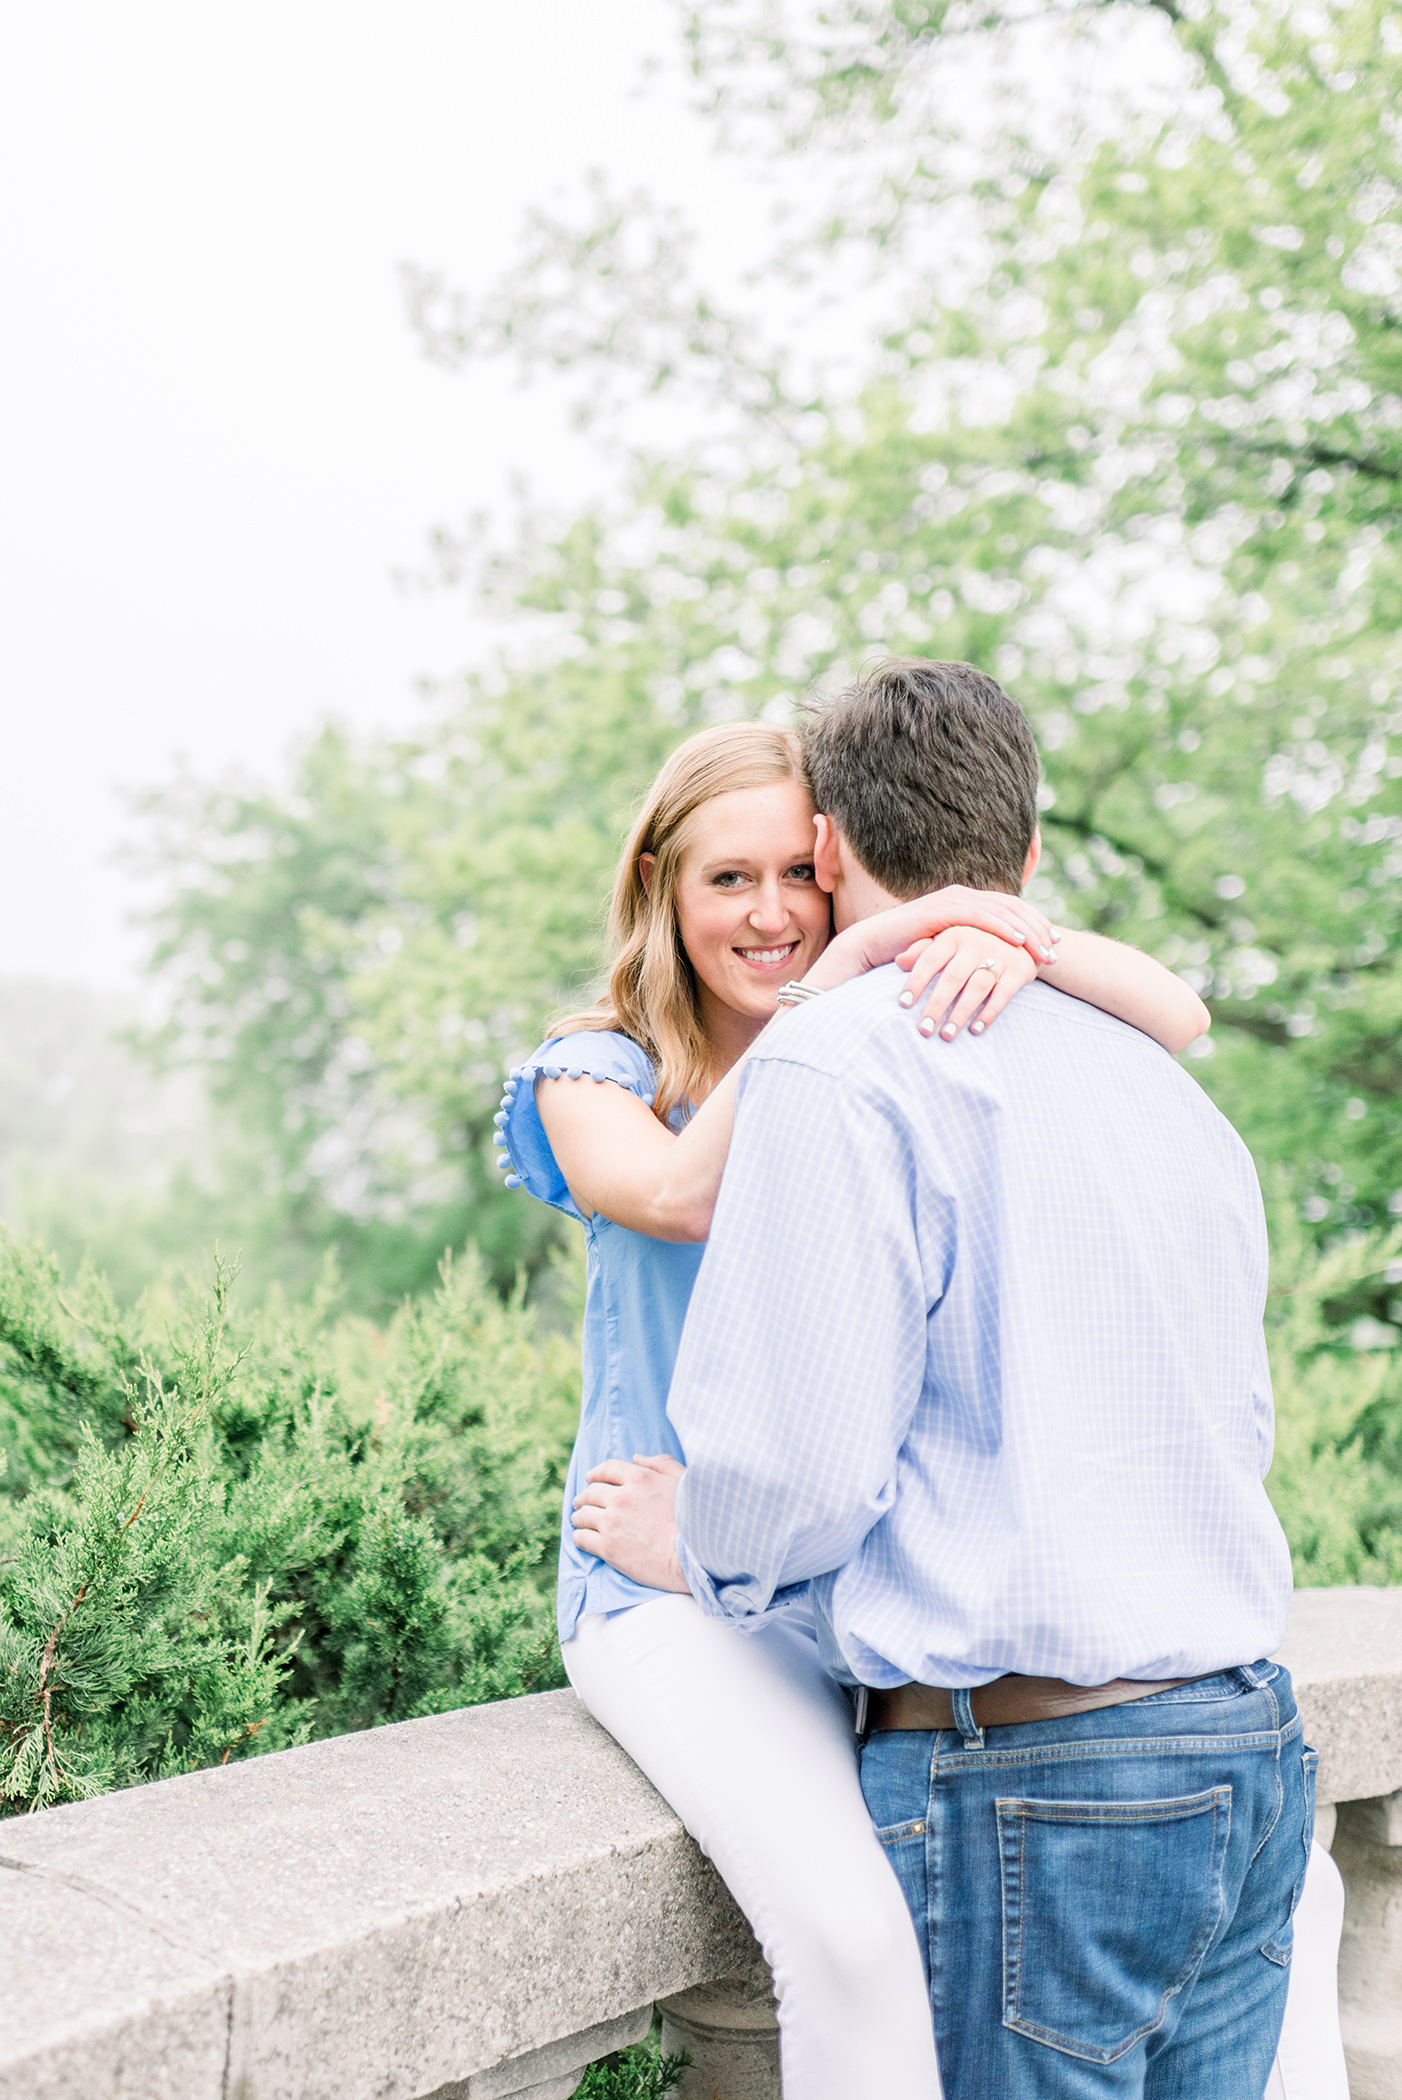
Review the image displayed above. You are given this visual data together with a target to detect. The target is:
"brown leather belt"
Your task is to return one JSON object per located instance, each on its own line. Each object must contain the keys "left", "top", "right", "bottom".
{"left": 864, "top": 1673, "right": 1196, "bottom": 1734}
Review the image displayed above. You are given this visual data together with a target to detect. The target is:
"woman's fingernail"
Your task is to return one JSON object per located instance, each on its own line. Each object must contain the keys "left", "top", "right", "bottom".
{"left": 940, "top": 1022, "right": 957, "bottom": 1040}
{"left": 919, "top": 1016, "right": 936, "bottom": 1036}
{"left": 970, "top": 1020, "right": 985, "bottom": 1034}
{"left": 899, "top": 991, "right": 914, "bottom": 1007}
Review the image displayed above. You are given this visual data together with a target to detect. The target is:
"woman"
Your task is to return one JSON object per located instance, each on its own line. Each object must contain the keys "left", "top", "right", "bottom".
{"left": 497, "top": 722, "right": 1344, "bottom": 2098}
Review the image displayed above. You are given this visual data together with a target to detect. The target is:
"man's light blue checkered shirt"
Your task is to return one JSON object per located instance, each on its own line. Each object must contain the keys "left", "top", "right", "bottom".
{"left": 670, "top": 972, "right": 1294, "bottom": 1690}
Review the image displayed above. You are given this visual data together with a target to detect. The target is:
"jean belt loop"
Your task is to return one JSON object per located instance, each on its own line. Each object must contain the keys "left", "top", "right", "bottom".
{"left": 1238, "top": 1660, "right": 1268, "bottom": 1691}
{"left": 952, "top": 1685, "right": 985, "bottom": 1750}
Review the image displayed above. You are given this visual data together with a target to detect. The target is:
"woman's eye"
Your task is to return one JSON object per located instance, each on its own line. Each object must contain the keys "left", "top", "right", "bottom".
{"left": 787, "top": 864, "right": 816, "bottom": 882}
{"left": 711, "top": 870, "right": 748, "bottom": 890}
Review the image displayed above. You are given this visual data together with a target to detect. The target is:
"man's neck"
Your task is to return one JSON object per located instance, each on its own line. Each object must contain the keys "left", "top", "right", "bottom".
{"left": 831, "top": 861, "right": 903, "bottom": 931}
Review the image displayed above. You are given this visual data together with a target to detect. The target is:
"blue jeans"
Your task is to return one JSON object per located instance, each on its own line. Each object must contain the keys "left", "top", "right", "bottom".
{"left": 860, "top": 1664, "right": 1317, "bottom": 2099}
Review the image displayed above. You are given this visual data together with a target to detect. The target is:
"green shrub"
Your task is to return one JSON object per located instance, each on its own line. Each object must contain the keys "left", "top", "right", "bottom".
{"left": 6, "top": 1180, "right": 1402, "bottom": 1822}
{"left": 1264, "top": 1193, "right": 1402, "bottom": 1587}
{"left": 575, "top": 2029, "right": 690, "bottom": 2100}
{"left": 0, "top": 1231, "right": 577, "bottom": 1813}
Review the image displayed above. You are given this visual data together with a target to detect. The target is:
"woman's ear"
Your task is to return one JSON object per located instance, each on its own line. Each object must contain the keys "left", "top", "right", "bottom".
{"left": 638, "top": 852, "right": 655, "bottom": 894}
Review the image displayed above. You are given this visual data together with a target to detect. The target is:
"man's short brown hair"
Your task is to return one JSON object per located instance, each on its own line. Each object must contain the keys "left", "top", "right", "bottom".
{"left": 800, "top": 658, "right": 1040, "bottom": 896}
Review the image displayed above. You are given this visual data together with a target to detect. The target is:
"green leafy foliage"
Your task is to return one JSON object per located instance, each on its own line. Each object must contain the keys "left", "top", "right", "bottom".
{"left": 128, "top": 0, "right": 1402, "bottom": 1305}
{"left": 1262, "top": 1187, "right": 1402, "bottom": 1586}
{"left": 575, "top": 2028, "right": 691, "bottom": 2100}
{"left": 0, "top": 1231, "right": 576, "bottom": 1814}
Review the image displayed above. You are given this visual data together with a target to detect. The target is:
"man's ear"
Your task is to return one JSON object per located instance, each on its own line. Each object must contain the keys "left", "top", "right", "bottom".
{"left": 638, "top": 852, "right": 655, "bottom": 894}
{"left": 812, "top": 813, "right": 840, "bottom": 896}
{"left": 1021, "top": 828, "right": 1041, "bottom": 888}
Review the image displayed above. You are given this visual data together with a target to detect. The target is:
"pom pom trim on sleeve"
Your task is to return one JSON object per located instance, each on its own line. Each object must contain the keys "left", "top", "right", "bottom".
{"left": 495, "top": 1057, "right": 658, "bottom": 1189}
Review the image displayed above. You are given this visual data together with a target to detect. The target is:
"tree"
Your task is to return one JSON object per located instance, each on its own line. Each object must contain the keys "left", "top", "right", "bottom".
{"left": 139, "top": 0, "right": 1402, "bottom": 1290}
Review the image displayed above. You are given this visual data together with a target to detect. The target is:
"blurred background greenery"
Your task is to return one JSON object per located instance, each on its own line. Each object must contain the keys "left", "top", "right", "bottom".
{"left": 5, "top": 0, "right": 1402, "bottom": 1813}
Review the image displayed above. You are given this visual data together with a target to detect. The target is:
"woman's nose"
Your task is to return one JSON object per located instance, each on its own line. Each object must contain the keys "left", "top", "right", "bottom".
{"left": 749, "top": 883, "right": 789, "bottom": 933}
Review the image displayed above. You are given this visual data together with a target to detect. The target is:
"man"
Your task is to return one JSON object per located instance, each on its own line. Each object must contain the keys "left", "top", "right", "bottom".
{"left": 576, "top": 659, "right": 1305, "bottom": 2098}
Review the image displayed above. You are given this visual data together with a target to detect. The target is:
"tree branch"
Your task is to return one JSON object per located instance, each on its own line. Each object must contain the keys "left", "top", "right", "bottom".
{"left": 1208, "top": 1009, "right": 1290, "bottom": 1049}
{"left": 1046, "top": 808, "right": 1224, "bottom": 934}
{"left": 1300, "top": 443, "right": 1402, "bottom": 486}
{"left": 36, "top": 1581, "right": 87, "bottom": 1783}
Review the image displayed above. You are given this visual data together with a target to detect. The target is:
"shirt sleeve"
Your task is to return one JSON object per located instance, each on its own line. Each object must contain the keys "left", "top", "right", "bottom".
{"left": 669, "top": 1053, "right": 935, "bottom": 1622}
{"left": 496, "top": 1032, "right": 657, "bottom": 1221}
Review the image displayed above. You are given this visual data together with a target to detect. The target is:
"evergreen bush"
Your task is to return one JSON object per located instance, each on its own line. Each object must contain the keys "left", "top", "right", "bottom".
{"left": 575, "top": 2029, "right": 689, "bottom": 2100}
{"left": 1262, "top": 1190, "right": 1402, "bottom": 1587}
{"left": 0, "top": 1230, "right": 576, "bottom": 1814}
{"left": 6, "top": 1186, "right": 1402, "bottom": 1820}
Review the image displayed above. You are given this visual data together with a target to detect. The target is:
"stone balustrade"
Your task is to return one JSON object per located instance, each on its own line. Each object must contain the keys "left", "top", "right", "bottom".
{"left": 1281, "top": 1586, "right": 1402, "bottom": 2099}
{"left": 3, "top": 1586, "right": 1402, "bottom": 2100}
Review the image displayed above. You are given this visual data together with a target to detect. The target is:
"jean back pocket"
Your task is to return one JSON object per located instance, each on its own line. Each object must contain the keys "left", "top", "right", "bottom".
{"left": 997, "top": 1785, "right": 1232, "bottom": 2065}
{"left": 1262, "top": 1746, "right": 1320, "bottom": 1965}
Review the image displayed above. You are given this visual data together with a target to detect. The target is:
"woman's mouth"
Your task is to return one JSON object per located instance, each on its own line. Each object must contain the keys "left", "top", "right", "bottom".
{"left": 734, "top": 941, "right": 799, "bottom": 971}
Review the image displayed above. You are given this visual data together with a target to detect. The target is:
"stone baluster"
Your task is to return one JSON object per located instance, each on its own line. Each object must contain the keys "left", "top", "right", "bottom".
{"left": 1331, "top": 1787, "right": 1402, "bottom": 2099}
{"left": 658, "top": 1945, "right": 782, "bottom": 2100}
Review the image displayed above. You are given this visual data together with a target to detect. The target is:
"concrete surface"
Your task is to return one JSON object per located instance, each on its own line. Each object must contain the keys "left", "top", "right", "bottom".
{"left": 0, "top": 1692, "right": 753, "bottom": 2100}
{"left": 1275, "top": 1585, "right": 1402, "bottom": 1804}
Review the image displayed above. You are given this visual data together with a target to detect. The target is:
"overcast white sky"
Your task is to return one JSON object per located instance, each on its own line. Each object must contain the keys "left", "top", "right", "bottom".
{"left": 2, "top": 2, "right": 759, "bottom": 987}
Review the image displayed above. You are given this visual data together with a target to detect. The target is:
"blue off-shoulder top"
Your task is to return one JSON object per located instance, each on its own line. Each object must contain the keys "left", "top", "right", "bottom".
{"left": 496, "top": 1030, "right": 705, "bottom": 1642}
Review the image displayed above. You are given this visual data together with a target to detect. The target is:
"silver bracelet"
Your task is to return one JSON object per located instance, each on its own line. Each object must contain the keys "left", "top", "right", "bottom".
{"left": 774, "top": 980, "right": 825, "bottom": 1007}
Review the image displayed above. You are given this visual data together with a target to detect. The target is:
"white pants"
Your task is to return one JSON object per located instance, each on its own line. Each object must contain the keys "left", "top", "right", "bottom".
{"left": 564, "top": 1596, "right": 943, "bottom": 2099}
{"left": 1266, "top": 1838, "right": 1349, "bottom": 2099}
{"left": 565, "top": 1596, "right": 1349, "bottom": 2099}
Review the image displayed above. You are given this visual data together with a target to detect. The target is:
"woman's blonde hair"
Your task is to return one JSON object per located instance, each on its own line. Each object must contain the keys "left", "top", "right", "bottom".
{"left": 552, "top": 721, "right": 811, "bottom": 1122}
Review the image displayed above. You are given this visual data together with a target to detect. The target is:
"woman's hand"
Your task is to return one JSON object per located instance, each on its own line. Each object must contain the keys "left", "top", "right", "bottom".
{"left": 792, "top": 883, "right": 1058, "bottom": 1044}
{"left": 901, "top": 926, "right": 1214, "bottom": 1053}
{"left": 571, "top": 1454, "right": 691, "bottom": 1593}
{"left": 897, "top": 927, "right": 1040, "bottom": 1039}
{"left": 812, "top": 885, "right": 1057, "bottom": 989}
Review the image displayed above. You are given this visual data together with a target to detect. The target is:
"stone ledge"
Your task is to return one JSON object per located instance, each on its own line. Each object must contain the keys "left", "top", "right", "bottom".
{"left": 1274, "top": 1585, "right": 1402, "bottom": 1804}
{"left": 3, "top": 1587, "right": 1401, "bottom": 2100}
{"left": 0, "top": 1692, "right": 753, "bottom": 2100}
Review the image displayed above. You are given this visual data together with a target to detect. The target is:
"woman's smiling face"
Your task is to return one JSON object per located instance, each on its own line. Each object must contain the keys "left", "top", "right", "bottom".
{"left": 663, "top": 780, "right": 832, "bottom": 1032}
